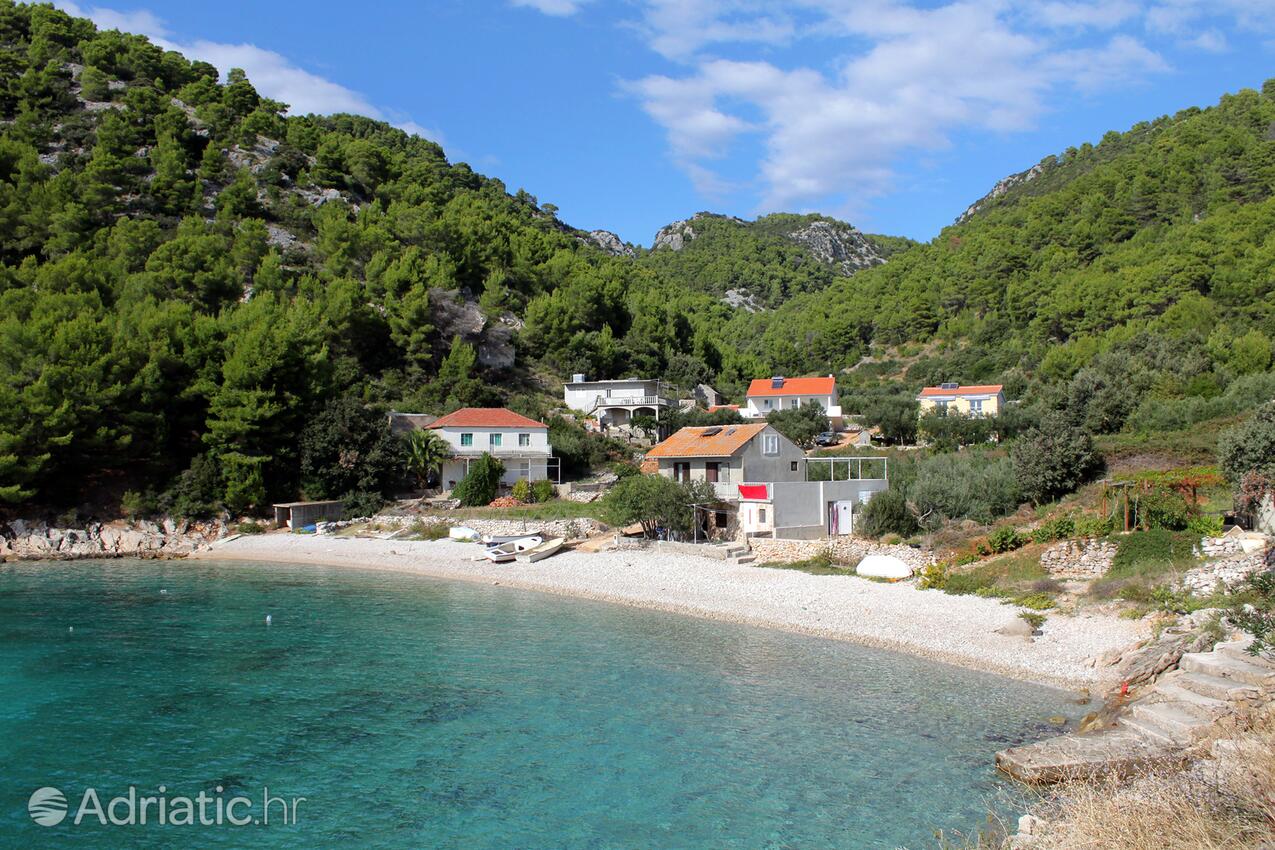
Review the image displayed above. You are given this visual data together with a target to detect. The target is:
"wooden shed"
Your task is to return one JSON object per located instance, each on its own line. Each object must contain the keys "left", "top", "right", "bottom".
{"left": 272, "top": 501, "right": 344, "bottom": 530}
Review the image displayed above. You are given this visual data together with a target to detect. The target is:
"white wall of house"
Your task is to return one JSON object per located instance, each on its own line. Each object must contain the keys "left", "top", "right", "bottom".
{"left": 563, "top": 379, "right": 667, "bottom": 415}
{"left": 739, "top": 479, "right": 888, "bottom": 539}
{"left": 432, "top": 426, "right": 550, "bottom": 455}
{"left": 742, "top": 393, "right": 842, "bottom": 420}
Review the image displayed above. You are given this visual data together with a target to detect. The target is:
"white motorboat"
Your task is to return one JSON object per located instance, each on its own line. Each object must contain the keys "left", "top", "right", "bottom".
{"left": 479, "top": 535, "right": 543, "bottom": 563}
{"left": 514, "top": 537, "right": 565, "bottom": 563}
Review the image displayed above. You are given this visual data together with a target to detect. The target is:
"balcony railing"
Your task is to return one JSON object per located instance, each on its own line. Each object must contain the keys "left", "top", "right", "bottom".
{"left": 594, "top": 395, "right": 674, "bottom": 408}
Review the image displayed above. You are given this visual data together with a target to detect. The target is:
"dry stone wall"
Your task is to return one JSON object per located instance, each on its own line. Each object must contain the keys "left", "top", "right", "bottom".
{"left": 1180, "top": 546, "right": 1273, "bottom": 596}
{"left": 744, "top": 536, "right": 934, "bottom": 570}
{"left": 365, "top": 514, "right": 606, "bottom": 541}
{"left": 1039, "top": 539, "right": 1117, "bottom": 578}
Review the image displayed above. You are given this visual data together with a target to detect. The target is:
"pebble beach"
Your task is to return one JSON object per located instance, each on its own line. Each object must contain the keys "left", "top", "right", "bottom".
{"left": 195, "top": 533, "right": 1148, "bottom": 691}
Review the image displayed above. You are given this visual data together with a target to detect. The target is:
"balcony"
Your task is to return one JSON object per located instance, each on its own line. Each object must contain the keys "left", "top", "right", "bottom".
{"left": 594, "top": 395, "right": 675, "bottom": 409}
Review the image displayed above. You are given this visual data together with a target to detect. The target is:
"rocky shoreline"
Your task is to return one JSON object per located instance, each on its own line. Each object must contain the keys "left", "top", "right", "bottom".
{"left": 0, "top": 517, "right": 231, "bottom": 560}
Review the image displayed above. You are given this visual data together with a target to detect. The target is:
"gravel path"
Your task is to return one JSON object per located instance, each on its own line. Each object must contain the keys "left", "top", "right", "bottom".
{"left": 195, "top": 534, "right": 1147, "bottom": 691}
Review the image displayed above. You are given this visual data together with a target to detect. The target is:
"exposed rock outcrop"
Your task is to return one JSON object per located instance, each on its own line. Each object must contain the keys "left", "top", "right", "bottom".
{"left": 784, "top": 219, "right": 885, "bottom": 274}
{"left": 428, "top": 289, "right": 516, "bottom": 370}
{"left": 585, "top": 230, "right": 636, "bottom": 257}
{"left": 957, "top": 162, "right": 1047, "bottom": 223}
{"left": 0, "top": 518, "right": 231, "bottom": 560}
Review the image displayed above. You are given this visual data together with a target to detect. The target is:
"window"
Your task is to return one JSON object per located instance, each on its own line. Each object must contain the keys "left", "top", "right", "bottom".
{"left": 935, "top": 401, "right": 948, "bottom": 414}
{"left": 518, "top": 433, "right": 531, "bottom": 447}
{"left": 789, "top": 398, "right": 799, "bottom": 409}
{"left": 460, "top": 433, "right": 473, "bottom": 447}
{"left": 762, "top": 434, "right": 780, "bottom": 456}
{"left": 714, "top": 510, "right": 729, "bottom": 529}
{"left": 758, "top": 507, "right": 767, "bottom": 524}
{"left": 969, "top": 399, "right": 983, "bottom": 416}
{"left": 790, "top": 461, "right": 799, "bottom": 472}
{"left": 489, "top": 433, "right": 502, "bottom": 447}
{"left": 764, "top": 398, "right": 773, "bottom": 409}
{"left": 673, "top": 462, "right": 691, "bottom": 482}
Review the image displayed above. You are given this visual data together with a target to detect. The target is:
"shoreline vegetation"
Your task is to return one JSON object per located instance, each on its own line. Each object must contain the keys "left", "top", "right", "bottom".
{"left": 190, "top": 533, "right": 1145, "bottom": 692}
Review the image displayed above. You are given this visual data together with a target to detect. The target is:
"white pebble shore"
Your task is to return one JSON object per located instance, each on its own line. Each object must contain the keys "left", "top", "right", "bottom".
{"left": 196, "top": 534, "right": 1147, "bottom": 691}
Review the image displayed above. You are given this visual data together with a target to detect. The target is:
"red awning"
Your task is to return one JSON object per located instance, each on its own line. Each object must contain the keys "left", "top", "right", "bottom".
{"left": 737, "top": 484, "right": 769, "bottom": 500}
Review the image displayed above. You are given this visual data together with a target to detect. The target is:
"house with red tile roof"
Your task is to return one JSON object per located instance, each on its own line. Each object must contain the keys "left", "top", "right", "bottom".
{"left": 915, "top": 384, "right": 1005, "bottom": 418}
{"left": 426, "top": 408, "right": 558, "bottom": 490}
{"left": 742, "top": 376, "right": 842, "bottom": 425}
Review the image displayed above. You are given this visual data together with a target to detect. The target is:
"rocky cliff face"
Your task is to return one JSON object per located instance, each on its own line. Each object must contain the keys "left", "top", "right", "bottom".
{"left": 784, "top": 219, "right": 885, "bottom": 274}
{"left": 0, "top": 518, "right": 230, "bottom": 560}
{"left": 956, "top": 162, "right": 1047, "bottom": 223}
{"left": 650, "top": 212, "right": 886, "bottom": 275}
{"left": 584, "top": 230, "right": 636, "bottom": 257}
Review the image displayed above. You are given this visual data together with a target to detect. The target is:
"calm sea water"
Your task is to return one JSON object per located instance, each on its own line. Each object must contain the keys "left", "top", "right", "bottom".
{"left": 0, "top": 559, "right": 1078, "bottom": 849}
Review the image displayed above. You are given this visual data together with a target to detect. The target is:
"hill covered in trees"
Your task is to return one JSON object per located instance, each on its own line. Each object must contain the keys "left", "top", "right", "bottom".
{"left": 2, "top": 1, "right": 1274, "bottom": 518}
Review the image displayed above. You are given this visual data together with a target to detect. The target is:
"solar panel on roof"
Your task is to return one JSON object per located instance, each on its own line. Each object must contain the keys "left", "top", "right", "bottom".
{"left": 701, "top": 427, "right": 722, "bottom": 436}
{"left": 940, "top": 382, "right": 959, "bottom": 389}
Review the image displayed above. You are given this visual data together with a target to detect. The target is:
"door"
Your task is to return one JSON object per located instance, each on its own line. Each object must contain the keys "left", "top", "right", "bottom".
{"left": 705, "top": 462, "right": 719, "bottom": 483}
{"left": 828, "top": 500, "right": 855, "bottom": 536}
{"left": 673, "top": 462, "right": 690, "bottom": 483}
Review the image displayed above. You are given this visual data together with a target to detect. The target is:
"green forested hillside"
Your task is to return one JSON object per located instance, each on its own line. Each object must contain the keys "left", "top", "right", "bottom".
{"left": 726, "top": 85, "right": 1275, "bottom": 435}
{"left": 2, "top": 0, "right": 1274, "bottom": 517}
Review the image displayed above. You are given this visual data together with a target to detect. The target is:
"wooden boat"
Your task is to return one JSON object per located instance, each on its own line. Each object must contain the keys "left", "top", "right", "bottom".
{"left": 514, "top": 537, "right": 564, "bottom": 563}
{"left": 479, "top": 535, "right": 543, "bottom": 563}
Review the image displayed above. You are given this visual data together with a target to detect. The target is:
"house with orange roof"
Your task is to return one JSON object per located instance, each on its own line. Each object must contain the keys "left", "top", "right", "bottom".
{"left": 644, "top": 424, "right": 888, "bottom": 539}
{"left": 427, "top": 408, "right": 559, "bottom": 490}
{"left": 916, "top": 383, "right": 1005, "bottom": 418}
{"left": 742, "top": 376, "right": 842, "bottom": 425}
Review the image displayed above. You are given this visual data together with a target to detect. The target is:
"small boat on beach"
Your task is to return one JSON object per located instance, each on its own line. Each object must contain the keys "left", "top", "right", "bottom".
{"left": 514, "top": 537, "right": 565, "bottom": 563}
{"left": 479, "top": 535, "right": 543, "bottom": 563}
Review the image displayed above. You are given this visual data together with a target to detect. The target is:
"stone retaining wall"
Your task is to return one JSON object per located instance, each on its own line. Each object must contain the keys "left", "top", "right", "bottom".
{"left": 1196, "top": 536, "right": 1243, "bottom": 558}
{"left": 365, "top": 514, "right": 606, "bottom": 541}
{"left": 744, "top": 536, "right": 934, "bottom": 570}
{"left": 1039, "top": 538, "right": 1117, "bottom": 578}
{"left": 1179, "top": 546, "right": 1273, "bottom": 596}
{"left": 0, "top": 518, "right": 230, "bottom": 560}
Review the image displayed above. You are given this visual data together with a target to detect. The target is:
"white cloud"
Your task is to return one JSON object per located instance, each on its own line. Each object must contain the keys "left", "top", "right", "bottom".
{"left": 55, "top": 2, "right": 442, "bottom": 140}
{"left": 510, "top": 0, "right": 591, "bottom": 15}
{"left": 625, "top": 0, "right": 1174, "bottom": 214}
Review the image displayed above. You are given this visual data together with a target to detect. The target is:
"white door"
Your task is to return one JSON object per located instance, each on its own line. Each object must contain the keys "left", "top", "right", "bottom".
{"left": 829, "top": 500, "right": 855, "bottom": 536}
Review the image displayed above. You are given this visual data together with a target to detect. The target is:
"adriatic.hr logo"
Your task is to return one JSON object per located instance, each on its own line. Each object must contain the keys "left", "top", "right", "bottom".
{"left": 25, "top": 784, "right": 305, "bottom": 828}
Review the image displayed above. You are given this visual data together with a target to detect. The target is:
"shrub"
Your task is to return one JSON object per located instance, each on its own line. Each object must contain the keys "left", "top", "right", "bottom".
{"left": 1015, "top": 592, "right": 1057, "bottom": 611}
{"left": 1227, "top": 572, "right": 1275, "bottom": 658}
{"left": 163, "top": 453, "right": 223, "bottom": 519}
{"left": 531, "top": 479, "right": 556, "bottom": 503}
{"left": 917, "top": 561, "right": 950, "bottom": 590}
{"left": 1136, "top": 487, "right": 1192, "bottom": 531}
{"left": 452, "top": 453, "right": 505, "bottom": 507}
{"left": 765, "top": 402, "right": 830, "bottom": 449}
{"left": 1074, "top": 513, "right": 1114, "bottom": 538}
{"left": 908, "top": 451, "right": 1021, "bottom": 528}
{"left": 943, "top": 571, "right": 996, "bottom": 596}
{"left": 858, "top": 488, "right": 919, "bottom": 538}
{"left": 1031, "top": 515, "right": 1075, "bottom": 543}
{"left": 1108, "top": 530, "right": 1198, "bottom": 579}
{"left": 510, "top": 479, "right": 532, "bottom": 502}
{"left": 989, "top": 525, "right": 1026, "bottom": 553}
{"left": 121, "top": 489, "right": 158, "bottom": 520}
{"left": 918, "top": 409, "right": 993, "bottom": 451}
{"left": 1219, "top": 400, "right": 1275, "bottom": 484}
{"left": 1011, "top": 413, "right": 1103, "bottom": 505}
{"left": 1019, "top": 611, "right": 1046, "bottom": 630}
{"left": 407, "top": 519, "right": 450, "bottom": 540}
{"left": 1186, "top": 514, "right": 1224, "bottom": 537}
{"left": 341, "top": 489, "right": 385, "bottom": 518}
{"left": 236, "top": 520, "right": 266, "bottom": 534}
{"left": 611, "top": 462, "right": 640, "bottom": 479}
{"left": 602, "top": 475, "right": 714, "bottom": 538}
{"left": 300, "top": 396, "right": 405, "bottom": 501}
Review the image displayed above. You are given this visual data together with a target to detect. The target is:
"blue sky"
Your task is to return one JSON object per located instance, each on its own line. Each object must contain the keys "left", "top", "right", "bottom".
{"left": 59, "top": 1, "right": 1275, "bottom": 245}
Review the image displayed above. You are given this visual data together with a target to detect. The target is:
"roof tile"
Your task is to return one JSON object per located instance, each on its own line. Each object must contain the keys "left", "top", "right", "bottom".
{"left": 645, "top": 423, "right": 770, "bottom": 458}
{"left": 746, "top": 376, "right": 836, "bottom": 397}
{"left": 427, "top": 408, "right": 547, "bottom": 429}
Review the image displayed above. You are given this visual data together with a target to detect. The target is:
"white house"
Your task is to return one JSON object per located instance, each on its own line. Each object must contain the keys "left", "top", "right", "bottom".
{"left": 427, "top": 408, "right": 559, "bottom": 490}
{"left": 643, "top": 424, "right": 887, "bottom": 539}
{"left": 743, "top": 376, "right": 843, "bottom": 424}
{"left": 562, "top": 375, "right": 676, "bottom": 427}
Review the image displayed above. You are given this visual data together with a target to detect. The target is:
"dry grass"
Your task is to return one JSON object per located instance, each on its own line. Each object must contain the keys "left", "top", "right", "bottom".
{"left": 933, "top": 709, "right": 1275, "bottom": 850}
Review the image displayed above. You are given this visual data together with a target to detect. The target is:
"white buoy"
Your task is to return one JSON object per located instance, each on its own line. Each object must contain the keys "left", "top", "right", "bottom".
{"left": 160, "top": 589, "right": 167, "bottom": 594}
{"left": 68, "top": 626, "right": 73, "bottom": 633}
{"left": 265, "top": 614, "right": 272, "bottom": 626}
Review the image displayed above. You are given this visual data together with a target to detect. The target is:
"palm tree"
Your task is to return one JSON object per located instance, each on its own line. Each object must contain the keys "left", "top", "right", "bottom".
{"left": 404, "top": 429, "right": 449, "bottom": 491}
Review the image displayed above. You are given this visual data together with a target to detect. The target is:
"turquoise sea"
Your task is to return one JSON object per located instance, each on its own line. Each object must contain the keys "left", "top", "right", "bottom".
{"left": 0, "top": 559, "right": 1078, "bottom": 848}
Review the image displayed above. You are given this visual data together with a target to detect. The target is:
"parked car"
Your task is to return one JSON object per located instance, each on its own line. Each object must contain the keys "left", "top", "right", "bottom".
{"left": 814, "top": 431, "right": 840, "bottom": 447}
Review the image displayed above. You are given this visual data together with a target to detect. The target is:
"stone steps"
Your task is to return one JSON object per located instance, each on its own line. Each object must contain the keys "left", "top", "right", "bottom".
{"left": 1125, "top": 701, "right": 1213, "bottom": 743}
{"left": 996, "top": 727, "right": 1179, "bottom": 783}
{"left": 1180, "top": 650, "right": 1275, "bottom": 688}
{"left": 1165, "top": 668, "right": 1259, "bottom": 702}
{"left": 1215, "top": 639, "right": 1275, "bottom": 668}
{"left": 1150, "top": 677, "right": 1229, "bottom": 716}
